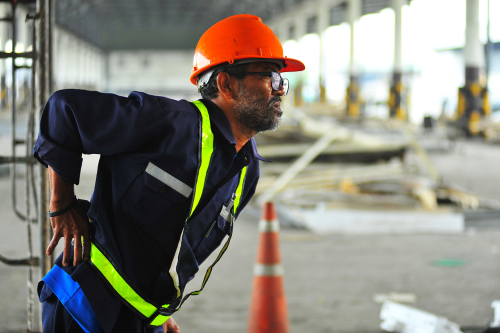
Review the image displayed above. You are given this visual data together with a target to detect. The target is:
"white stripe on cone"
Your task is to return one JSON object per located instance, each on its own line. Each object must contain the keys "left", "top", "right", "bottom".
{"left": 258, "top": 219, "right": 280, "bottom": 233}
{"left": 253, "top": 263, "right": 285, "bottom": 277}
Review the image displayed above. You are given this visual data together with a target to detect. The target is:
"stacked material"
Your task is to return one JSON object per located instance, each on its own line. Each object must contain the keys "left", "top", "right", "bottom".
{"left": 254, "top": 106, "right": 493, "bottom": 234}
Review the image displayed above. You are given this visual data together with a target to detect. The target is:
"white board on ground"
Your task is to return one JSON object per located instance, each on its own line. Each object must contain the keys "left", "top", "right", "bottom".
{"left": 298, "top": 208, "right": 464, "bottom": 234}
{"left": 380, "top": 300, "right": 462, "bottom": 333}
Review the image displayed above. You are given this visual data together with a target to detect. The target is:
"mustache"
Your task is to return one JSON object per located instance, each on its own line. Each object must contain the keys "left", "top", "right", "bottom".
{"left": 268, "top": 96, "right": 281, "bottom": 106}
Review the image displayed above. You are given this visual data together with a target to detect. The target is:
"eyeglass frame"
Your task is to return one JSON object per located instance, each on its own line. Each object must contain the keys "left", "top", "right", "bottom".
{"left": 237, "top": 71, "right": 289, "bottom": 95}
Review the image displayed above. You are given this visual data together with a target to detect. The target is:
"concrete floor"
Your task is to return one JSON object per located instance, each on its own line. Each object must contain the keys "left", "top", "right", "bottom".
{"left": 1, "top": 123, "right": 500, "bottom": 332}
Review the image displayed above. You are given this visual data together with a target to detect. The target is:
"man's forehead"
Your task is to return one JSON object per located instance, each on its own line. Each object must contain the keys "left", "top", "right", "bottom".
{"left": 247, "top": 61, "right": 281, "bottom": 72}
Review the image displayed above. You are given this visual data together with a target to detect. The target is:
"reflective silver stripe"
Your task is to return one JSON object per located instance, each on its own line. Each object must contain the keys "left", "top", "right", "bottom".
{"left": 258, "top": 219, "right": 280, "bottom": 233}
{"left": 169, "top": 229, "right": 184, "bottom": 299}
{"left": 145, "top": 162, "right": 193, "bottom": 198}
{"left": 253, "top": 263, "right": 284, "bottom": 277}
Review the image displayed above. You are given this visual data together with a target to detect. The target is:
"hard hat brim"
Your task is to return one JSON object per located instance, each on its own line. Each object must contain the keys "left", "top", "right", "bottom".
{"left": 190, "top": 56, "right": 306, "bottom": 86}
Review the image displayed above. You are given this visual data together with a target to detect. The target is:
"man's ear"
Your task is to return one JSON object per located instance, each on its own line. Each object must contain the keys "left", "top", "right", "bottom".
{"left": 217, "top": 72, "right": 237, "bottom": 101}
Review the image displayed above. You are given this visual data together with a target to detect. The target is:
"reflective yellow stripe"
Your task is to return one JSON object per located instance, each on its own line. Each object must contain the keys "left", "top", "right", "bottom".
{"left": 190, "top": 100, "right": 214, "bottom": 217}
{"left": 90, "top": 243, "right": 158, "bottom": 318}
{"left": 149, "top": 305, "right": 171, "bottom": 326}
{"left": 149, "top": 314, "right": 170, "bottom": 326}
{"left": 233, "top": 166, "right": 247, "bottom": 214}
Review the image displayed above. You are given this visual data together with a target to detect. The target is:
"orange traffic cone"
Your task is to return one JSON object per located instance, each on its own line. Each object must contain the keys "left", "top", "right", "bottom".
{"left": 248, "top": 202, "right": 289, "bottom": 333}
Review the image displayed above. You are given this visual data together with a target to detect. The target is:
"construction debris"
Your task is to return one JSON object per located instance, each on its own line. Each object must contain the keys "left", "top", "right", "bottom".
{"left": 253, "top": 106, "right": 499, "bottom": 234}
{"left": 372, "top": 292, "right": 418, "bottom": 304}
{"left": 491, "top": 301, "right": 500, "bottom": 327}
{"left": 380, "top": 300, "right": 462, "bottom": 333}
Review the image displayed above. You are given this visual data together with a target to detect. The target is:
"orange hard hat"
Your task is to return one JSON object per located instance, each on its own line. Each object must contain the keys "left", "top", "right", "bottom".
{"left": 190, "top": 14, "right": 305, "bottom": 86}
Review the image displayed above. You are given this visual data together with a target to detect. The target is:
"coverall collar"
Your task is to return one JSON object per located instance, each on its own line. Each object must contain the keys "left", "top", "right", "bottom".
{"left": 200, "top": 99, "right": 271, "bottom": 162}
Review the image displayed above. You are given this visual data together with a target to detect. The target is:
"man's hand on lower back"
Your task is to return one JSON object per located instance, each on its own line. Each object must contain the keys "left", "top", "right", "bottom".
{"left": 47, "top": 167, "right": 91, "bottom": 266}
{"left": 47, "top": 204, "right": 90, "bottom": 266}
{"left": 163, "top": 317, "right": 180, "bottom": 333}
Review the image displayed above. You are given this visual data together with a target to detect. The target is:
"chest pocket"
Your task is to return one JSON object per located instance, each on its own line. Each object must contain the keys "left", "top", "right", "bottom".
{"left": 193, "top": 198, "right": 233, "bottom": 265}
{"left": 119, "top": 162, "right": 192, "bottom": 233}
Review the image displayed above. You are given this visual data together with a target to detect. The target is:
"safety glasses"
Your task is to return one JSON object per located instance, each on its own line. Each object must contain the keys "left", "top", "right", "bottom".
{"left": 244, "top": 72, "right": 289, "bottom": 95}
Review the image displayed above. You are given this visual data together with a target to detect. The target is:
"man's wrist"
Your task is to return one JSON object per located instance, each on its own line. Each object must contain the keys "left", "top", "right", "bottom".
{"left": 49, "top": 167, "right": 76, "bottom": 210}
{"left": 49, "top": 196, "right": 78, "bottom": 217}
{"left": 50, "top": 195, "right": 76, "bottom": 210}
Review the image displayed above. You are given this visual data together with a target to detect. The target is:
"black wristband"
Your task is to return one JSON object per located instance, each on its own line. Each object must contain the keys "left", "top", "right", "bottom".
{"left": 49, "top": 196, "right": 78, "bottom": 218}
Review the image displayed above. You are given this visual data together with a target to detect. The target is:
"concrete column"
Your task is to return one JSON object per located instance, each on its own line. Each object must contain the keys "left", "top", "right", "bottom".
{"left": 485, "top": 0, "right": 492, "bottom": 86}
{"left": 347, "top": 0, "right": 361, "bottom": 78}
{"left": 317, "top": 0, "right": 329, "bottom": 103}
{"left": 293, "top": 12, "right": 307, "bottom": 106}
{"left": 393, "top": 0, "right": 403, "bottom": 74}
{"left": 270, "top": 23, "right": 286, "bottom": 43}
{"left": 70, "top": 39, "right": 76, "bottom": 86}
{"left": 78, "top": 42, "right": 84, "bottom": 86}
{"left": 83, "top": 45, "right": 88, "bottom": 86}
{"left": 346, "top": 0, "right": 361, "bottom": 117}
{"left": 456, "top": 0, "right": 489, "bottom": 136}
{"left": 55, "top": 30, "right": 63, "bottom": 90}
{"left": 389, "top": 0, "right": 407, "bottom": 120}
{"left": 103, "top": 52, "right": 109, "bottom": 91}
{"left": 89, "top": 51, "right": 95, "bottom": 88}
{"left": 464, "top": 0, "right": 483, "bottom": 83}
{"left": 58, "top": 33, "right": 65, "bottom": 88}
{"left": 294, "top": 12, "right": 307, "bottom": 41}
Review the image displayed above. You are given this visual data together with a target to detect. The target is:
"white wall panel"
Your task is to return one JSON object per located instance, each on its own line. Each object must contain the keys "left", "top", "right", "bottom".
{"left": 107, "top": 50, "right": 198, "bottom": 99}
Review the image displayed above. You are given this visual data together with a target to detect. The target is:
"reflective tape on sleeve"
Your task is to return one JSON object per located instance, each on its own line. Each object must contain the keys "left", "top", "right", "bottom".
{"left": 253, "top": 263, "right": 284, "bottom": 277}
{"left": 145, "top": 162, "right": 193, "bottom": 198}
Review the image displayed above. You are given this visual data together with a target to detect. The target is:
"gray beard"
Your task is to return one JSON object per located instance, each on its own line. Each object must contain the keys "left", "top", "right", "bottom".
{"left": 233, "top": 84, "right": 282, "bottom": 136}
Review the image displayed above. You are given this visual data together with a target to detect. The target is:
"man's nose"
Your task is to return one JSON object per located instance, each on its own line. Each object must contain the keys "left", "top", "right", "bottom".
{"left": 274, "top": 84, "right": 286, "bottom": 97}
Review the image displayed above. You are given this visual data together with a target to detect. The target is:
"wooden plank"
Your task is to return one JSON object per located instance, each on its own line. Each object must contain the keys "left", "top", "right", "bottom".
{"left": 297, "top": 208, "right": 464, "bottom": 234}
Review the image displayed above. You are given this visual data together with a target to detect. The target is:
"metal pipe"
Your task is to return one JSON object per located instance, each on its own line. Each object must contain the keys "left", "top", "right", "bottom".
{"left": 0, "top": 155, "right": 36, "bottom": 164}
{"left": 48, "top": 0, "right": 54, "bottom": 94}
{"left": 0, "top": 254, "right": 39, "bottom": 266}
{"left": 7, "top": 3, "right": 36, "bottom": 223}
{"left": 26, "top": 14, "right": 40, "bottom": 331}
{"left": 10, "top": 1, "right": 18, "bottom": 220}
{"left": 37, "top": 0, "right": 52, "bottom": 281}
{"left": 28, "top": 13, "right": 39, "bottom": 217}
{"left": 26, "top": 103, "right": 34, "bottom": 333}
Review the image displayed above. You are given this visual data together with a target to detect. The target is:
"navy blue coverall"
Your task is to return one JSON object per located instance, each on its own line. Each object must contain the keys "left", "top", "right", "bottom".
{"left": 33, "top": 90, "right": 264, "bottom": 332}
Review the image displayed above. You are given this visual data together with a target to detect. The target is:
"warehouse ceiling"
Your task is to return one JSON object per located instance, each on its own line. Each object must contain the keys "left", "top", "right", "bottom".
{"left": 55, "top": 0, "right": 308, "bottom": 51}
{"left": 54, "top": 0, "right": 394, "bottom": 51}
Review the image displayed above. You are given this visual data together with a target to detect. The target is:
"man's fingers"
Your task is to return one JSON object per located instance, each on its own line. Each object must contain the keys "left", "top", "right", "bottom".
{"left": 73, "top": 233, "right": 83, "bottom": 266}
{"left": 46, "top": 231, "right": 61, "bottom": 256}
{"left": 83, "top": 227, "right": 90, "bottom": 261}
{"left": 164, "top": 317, "right": 180, "bottom": 333}
{"left": 63, "top": 235, "right": 72, "bottom": 266}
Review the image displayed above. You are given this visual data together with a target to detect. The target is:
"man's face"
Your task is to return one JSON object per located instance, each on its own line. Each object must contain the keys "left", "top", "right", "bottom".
{"left": 232, "top": 62, "right": 285, "bottom": 135}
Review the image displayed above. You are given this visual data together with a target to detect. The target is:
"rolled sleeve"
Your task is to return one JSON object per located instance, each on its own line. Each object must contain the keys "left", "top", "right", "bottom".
{"left": 33, "top": 89, "right": 164, "bottom": 185}
{"left": 33, "top": 134, "right": 83, "bottom": 185}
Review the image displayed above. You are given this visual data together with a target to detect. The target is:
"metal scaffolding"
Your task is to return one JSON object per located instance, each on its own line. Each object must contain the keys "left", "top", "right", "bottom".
{"left": 0, "top": 0, "right": 53, "bottom": 331}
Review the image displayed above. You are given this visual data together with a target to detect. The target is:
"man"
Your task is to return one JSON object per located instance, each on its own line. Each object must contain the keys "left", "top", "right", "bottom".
{"left": 34, "top": 14, "right": 304, "bottom": 332}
